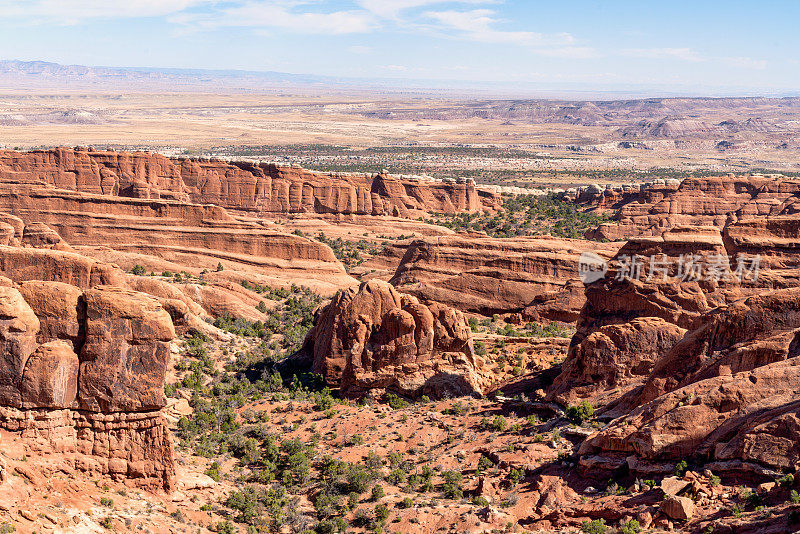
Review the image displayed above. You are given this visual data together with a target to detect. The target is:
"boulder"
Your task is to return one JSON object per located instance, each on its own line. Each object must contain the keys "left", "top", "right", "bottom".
{"left": 660, "top": 477, "right": 690, "bottom": 496}
{"left": 660, "top": 496, "right": 694, "bottom": 521}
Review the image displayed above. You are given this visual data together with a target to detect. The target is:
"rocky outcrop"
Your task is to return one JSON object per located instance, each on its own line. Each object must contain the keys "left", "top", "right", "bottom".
{"left": 570, "top": 174, "right": 800, "bottom": 241}
{"left": 0, "top": 148, "right": 499, "bottom": 216}
{"left": 549, "top": 225, "right": 765, "bottom": 407}
{"left": 553, "top": 216, "right": 800, "bottom": 477}
{"left": 578, "top": 324, "right": 800, "bottom": 477}
{"left": 302, "top": 280, "right": 480, "bottom": 398}
{"left": 0, "top": 287, "right": 40, "bottom": 407}
{"left": 390, "top": 235, "right": 621, "bottom": 321}
{"left": 0, "top": 279, "right": 176, "bottom": 491}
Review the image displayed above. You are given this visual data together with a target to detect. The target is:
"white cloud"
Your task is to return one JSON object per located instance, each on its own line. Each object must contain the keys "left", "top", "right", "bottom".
{"left": 533, "top": 46, "right": 600, "bottom": 59}
{"left": 176, "top": 1, "right": 376, "bottom": 35}
{"left": 0, "top": 0, "right": 208, "bottom": 22}
{"left": 721, "top": 56, "right": 767, "bottom": 70}
{"left": 424, "top": 9, "right": 573, "bottom": 47}
{"left": 348, "top": 45, "right": 373, "bottom": 54}
{"left": 357, "top": 0, "right": 494, "bottom": 19}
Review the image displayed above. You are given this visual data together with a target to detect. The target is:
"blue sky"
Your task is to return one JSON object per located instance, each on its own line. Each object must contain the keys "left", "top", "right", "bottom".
{"left": 0, "top": 0, "right": 797, "bottom": 93}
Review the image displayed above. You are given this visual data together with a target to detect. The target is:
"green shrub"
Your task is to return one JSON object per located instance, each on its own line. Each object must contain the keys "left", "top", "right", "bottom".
{"left": 443, "top": 483, "right": 463, "bottom": 500}
{"left": 674, "top": 460, "right": 688, "bottom": 477}
{"left": 477, "top": 455, "right": 495, "bottom": 473}
{"left": 620, "top": 519, "right": 641, "bottom": 534}
{"left": 468, "top": 316, "right": 479, "bottom": 332}
{"left": 508, "top": 468, "right": 524, "bottom": 486}
{"left": 375, "top": 503, "right": 389, "bottom": 521}
{"left": 352, "top": 509, "right": 374, "bottom": 529}
{"left": 580, "top": 519, "right": 606, "bottom": 534}
{"left": 204, "top": 461, "right": 221, "bottom": 482}
{"left": 566, "top": 400, "right": 594, "bottom": 424}
{"left": 130, "top": 264, "right": 146, "bottom": 276}
{"left": 386, "top": 393, "right": 409, "bottom": 410}
{"left": 371, "top": 484, "right": 385, "bottom": 501}
{"left": 386, "top": 469, "right": 406, "bottom": 486}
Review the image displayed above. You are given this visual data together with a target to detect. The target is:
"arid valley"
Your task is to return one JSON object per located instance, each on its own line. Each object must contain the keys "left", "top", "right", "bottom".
{"left": 1, "top": 11, "right": 800, "bottom": 534}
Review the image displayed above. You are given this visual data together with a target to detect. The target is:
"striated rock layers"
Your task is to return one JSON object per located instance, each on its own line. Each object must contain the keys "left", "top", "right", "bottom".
{"left": 390, "top": 235, "right": 621, "bottom": 321}
{"left": 302, "top": 280, "right": 480, "bottom": 398}
{"left": 0, "top": 180, "right": 353, "bottom": 293}
{"left": 550, "top": 217, "right": 800, "bottom": 477}
{"left": 569, "top": 174, "right": 800, "bottom": 241}
{"left": 0, "top": 281, "right": 176, "bottom": 491}
{"left": 0, "top": 147, "right": 499, "bottom": 216}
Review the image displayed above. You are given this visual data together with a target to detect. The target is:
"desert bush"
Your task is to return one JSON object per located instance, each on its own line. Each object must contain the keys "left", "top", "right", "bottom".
{"left": 580, "top": 519, "right": 606, "bottom": 534}
{"left": 566, "top": 400, "right": 594, "bottom": 424}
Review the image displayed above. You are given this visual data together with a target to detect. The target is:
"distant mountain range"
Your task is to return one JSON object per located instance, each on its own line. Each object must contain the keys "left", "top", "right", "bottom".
{"left": 3, "top": 59, "right": 799, "bottom": 99}
{"left": 0, "top": 59, "right": 348, "bottom": 91}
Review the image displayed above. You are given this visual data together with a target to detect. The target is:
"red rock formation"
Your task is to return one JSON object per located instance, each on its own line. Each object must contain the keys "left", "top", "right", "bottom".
{"left": 304, "top": 280, "right": 480, "bottom": 398}
{"left": 0, "top": 148, "right": 499, "bottom": 216}
{"left": 548, "top": 225, "right": 765, "bottom": 407}
{"left": 20, "top": 340, "right": 79, "bottom": 409}
{"left": 571, "top": 174, "right": 800, "bottom": 241}
{"left": 390, "top": 235, "right": 621, "bottom": 321}
{"left": 0, "top": 278, "right": 177, "bottom": 491}
{"left": 552, "top": 215, "right": 800, "bottom": 477}
{"left": 0, "top": 287, "right": 39, "bottom": 407}
{"left": 78, "top": 287, "right": 175, "bottom": 413}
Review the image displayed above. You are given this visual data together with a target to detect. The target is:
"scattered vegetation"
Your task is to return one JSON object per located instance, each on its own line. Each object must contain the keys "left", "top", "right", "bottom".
{"left": 424, "top": 193, "right": 607, "bottom": 240}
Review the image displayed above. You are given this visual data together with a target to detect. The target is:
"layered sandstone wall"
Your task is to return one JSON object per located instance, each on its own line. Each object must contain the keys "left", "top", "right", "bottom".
{"left": 0, "top": 280, "right": 176, "bottom": 491}
{"left": 390, "top": 235, "right": 621, "bottom": 321}
{"left": 0, "top": 148, "right": 500, "bottom": 216}
{"left": 566, "top": 174, "right": 800, "bottom": 241}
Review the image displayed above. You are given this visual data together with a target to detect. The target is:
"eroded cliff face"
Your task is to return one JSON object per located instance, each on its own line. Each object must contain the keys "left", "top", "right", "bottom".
{"left": 569, "top": 174, "right": 800, "bottom": 241}
{"left": 550, "top": 217, "right": 800, "bottom": 478}
{"left": 0, "top": 163, "right": 355, "bottom": 297}
{"left": 0, "top": 280, "right": 176, "bottom": 492}
{"left": 389, "top": 235, "right": 622, "bottom": 321}
{"left": 0, "top": 147, "right": 499, "bottom": 216}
